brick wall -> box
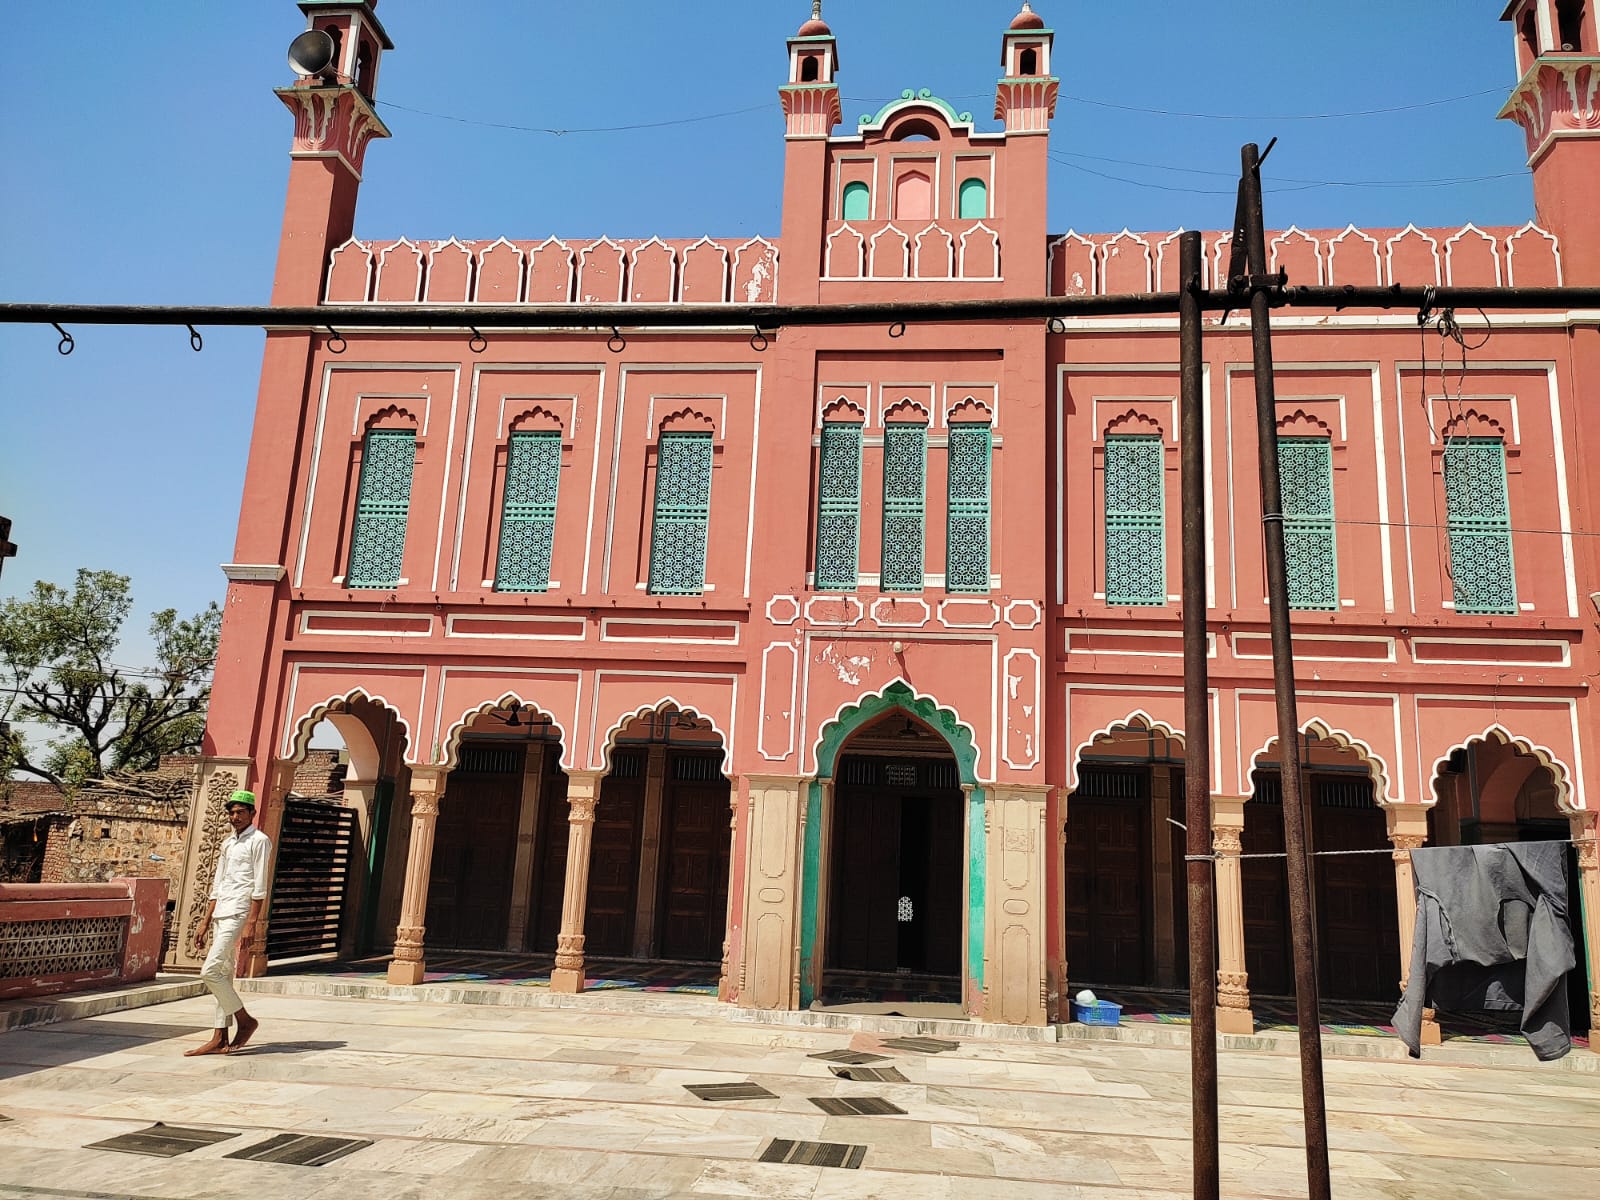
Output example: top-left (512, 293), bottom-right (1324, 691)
top-left (43, 796), bottom-right (188, 896)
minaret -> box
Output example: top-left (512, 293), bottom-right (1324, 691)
top-left (1499, 0), bottom-right (1600, 282)
top-left (993, 4), bottom-right (1057, 295)
top-left (994, 2), bottom-right (1059, 135)
top-left (271, 1), bottom-right (393, 305)
top-left (777, 3), bottom-right (842, 303)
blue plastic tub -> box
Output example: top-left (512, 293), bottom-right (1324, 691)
top-left (1071, 999), bottom-right (1122, 1026)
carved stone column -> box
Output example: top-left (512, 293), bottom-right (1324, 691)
top-left (505, 743), bottom-right (547, 951)
top-left (169, 756), bottom-right (250, 972)
top-left (718, 783), bottom-right (742, 1003)
top-left (550, 771), bottom-right (603, 993)
top-left (386, 768), bottom-right (447, 986)
top-left (1569, 809), bottom-right (1600, 1050)
top-left (985, 784), bottom-right (1051, 1026)
top-left (1386, 804), bottom-right (1437, 1044)
top-left (241, 760), bottom-right (297, 978)
top-left (1211, 794), bottom-right (1253, 1034)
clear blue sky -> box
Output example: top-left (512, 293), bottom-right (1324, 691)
top-left (0, 1), bottom-right (1533, 665)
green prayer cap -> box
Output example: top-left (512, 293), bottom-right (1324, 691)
top-left (227, 790), bottom-right (257, 810)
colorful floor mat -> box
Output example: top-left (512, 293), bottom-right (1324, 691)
top-left (280, 953), bottom-right (720, 995)
top-left (1085, 984), bottom-right (1591, 1049)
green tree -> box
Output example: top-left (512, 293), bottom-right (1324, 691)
top-left (0, 569), bottom-right (221, 791)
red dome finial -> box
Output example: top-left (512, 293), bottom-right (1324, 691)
top-left (1010, 2), bottom-right (1045, 31)
top-left (799, 1), bottom-right (831, 36)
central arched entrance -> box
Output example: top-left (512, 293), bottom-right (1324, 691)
top-left (823, 709), bottom-right (965, 998)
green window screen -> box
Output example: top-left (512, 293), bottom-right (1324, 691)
top-left (1104, 434), bottom-right (1165, 605)
top-left (881, 424), bottom-right (926, 592)
top-left (494, 431), bottom-right (562, 593)
top-left (1443, 437), bottom-right (1516, 614)
top-left (647, 431), bottom-right (713, 596)
top-left (347, 429), bottom-right (415, 589)
top-left (1278, 437), bottom-right (1338, 611)
top-left (958, 178), bottom-right (988, 220)
top-left (842, 181), bottom-right (870, 222)
top-left (815, 422), bottom-right (862, 590)
top-left (946, 423), bottom-right (991, 593)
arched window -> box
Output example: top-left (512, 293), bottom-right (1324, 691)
top-left (894, 171), bottom-right (933, 221)
top-left (958, 178), bottom-right (988, 220)
top-left (801, 54), bottom-right (820, 82)
top-left (1020, 47), bottom-right (1039, 75)
top-left (842, 181), bottom-right (871, 222)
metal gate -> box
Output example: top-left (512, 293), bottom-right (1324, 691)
top-left (267, 797), bottom-right (357, 960)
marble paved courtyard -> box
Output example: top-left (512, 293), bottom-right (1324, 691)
top-left (0, 989), bottom-right (1596, 1200)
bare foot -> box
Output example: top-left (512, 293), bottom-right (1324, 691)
top-left (184, 1032), bottom-right (230, 1057)
top-left (225, 1013), bottom-right (259, 1053)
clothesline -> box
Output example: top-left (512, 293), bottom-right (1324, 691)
top-left (1165, 819), bottom-right (1595, 862)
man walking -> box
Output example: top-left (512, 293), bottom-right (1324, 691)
top-left (185, 790), bottom-right (270, 1056)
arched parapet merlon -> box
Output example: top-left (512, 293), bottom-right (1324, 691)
top-left (473, 236), bottom-right (526, 304)
top-left (913, 223), bottom-right (954, 279)
top-left (825, 223), bottom-right (866, 279)
top-left (373, 237), bottom-right (425, 303)
top-left (578, 236), bottom-right (627, 304)
top-left (733, 237), bottom-right (779, 303)
top-left (437, 695), bottom-right (569, 772)
top-left (1384, 224), bottom-right (1442, 287)
top-left (1155, 228), bottom-right (1204, 292)
top-left (1247, 718), bottom-right (1396, 808)
top-left (1326, 225), bottom-right (1382, 287)
top-left (679, 236), bottom-right (731, 303)
top-left (869, 224), bottom-right (910, 279)
top-left (812, 679), bottom-right (981, 786)
top-left (425, 237), bottom-right (474, 303)
top-left (627, 236), bottom-right (678, 304)
top-left (958, 223), bottom-right (1001, 279)
top-left (1427, 725), bottom-right (1576, 814)
top-left (1505, 221), bottom-right (1563, 287)
top-left (857, 89), bottom-right (976, 137)
top-left (1208, 233), bottom-right (1234, 295)
top-left (1270, 226), bottom-right (1324, 286)
top-left (527, 236), bottom-right (576, 303)
top-left (1048, 231), bottom-right (1097, 297)
top-left (1444, 223), bottom-right (1502, 287)
top-left (598, 699), bottom-right (732, 778)
top-left (1099, 229), bottom-right (1153, 294)
top-left (1066, 712), bottom-right (1186, 792)
top-left (325, 238), bottom-right (374, 303)
top-left (282, 688), bottom-right (410, 783)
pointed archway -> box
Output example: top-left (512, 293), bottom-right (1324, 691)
top-left (803, 681), bottom-right (982, 1011)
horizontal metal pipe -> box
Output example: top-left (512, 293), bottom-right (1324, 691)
top-left (1, 284), bottom-right (1596, 335)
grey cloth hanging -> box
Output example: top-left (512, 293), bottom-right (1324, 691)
top-left (1393, 841), bottom-right (1575, 1061)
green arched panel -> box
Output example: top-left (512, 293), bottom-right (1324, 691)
top-left (842, 181), bottom-right (871, 223)
top-left (958, 177), bottom-right (988, 220)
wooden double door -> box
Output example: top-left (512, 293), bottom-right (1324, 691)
top-left (533, 749), bottom-right (731, 963)
top-left (828, 756), bottom-right (964, 977)
top-left (1242, 772), bottom-right (1399, 1001)
top-left (425, 747), bottom-right (524, 951)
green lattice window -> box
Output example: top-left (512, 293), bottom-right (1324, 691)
top-left (881, 424), bottom-right (926, 592)
top-left (1443, 437), bottom-right (1516, 614)
top-left (1278, 437), bottom-right (1338, 611)
top-left (347, 429), bottom-right (415, 589)
top-left (815, 422), bottom-right (862, 590)
top-left (946, 423), bottom-right (991, 593)
top-left (1104, 434), bottom-right (1165, 605)
top-left (494, 431), bottom-right (562, 592)
top-left (647, 431), bottom-right (713, 596)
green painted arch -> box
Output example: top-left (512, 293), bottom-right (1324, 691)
top-left (813, 679), bottom-right (980, 785)
top-left (857, 89), bottom-right (975, 134)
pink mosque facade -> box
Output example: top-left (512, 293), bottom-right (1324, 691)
top-left (171, 0), bottom-right (1600, 1038)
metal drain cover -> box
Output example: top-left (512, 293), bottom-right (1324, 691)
top-left (86, 1123), bottom-right (239, 1158)
top-left (759, 1138), bottom-right (867, 1168)
top-left (829, 1065), bottom-right (908, 1083)
top-left (809, 1096), bottom-right (906, 1116)
top-left (225, 1133), bottom-right (372, 1166)
top-left (881, 1036), bottom-right (959, 1053)
top-left (807, 1049), bottom-right (890, 1065)
top-left (685, 1082), bottom-right (777, 1102)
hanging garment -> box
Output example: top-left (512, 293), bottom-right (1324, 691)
top-left (1393, 841), bottom-right (1575, 1060)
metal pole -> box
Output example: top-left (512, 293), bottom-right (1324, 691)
top-left (1239, 141), bottom-right (1332, 1200)
top-left (1179, 230), bottom-right (1219, 1200)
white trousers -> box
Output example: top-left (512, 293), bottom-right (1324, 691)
top-left (200, 913), bottom-right (247, 1029)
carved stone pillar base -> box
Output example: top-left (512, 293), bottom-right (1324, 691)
top-left (1420, 1009), bottom-right (1442, 1046)
top-left (387, 958), bottom-right (426, 986)
top-left (550, 967), bottom-right (584, 994)
top-left (1216, 1007), bottom-right (1255, 1035)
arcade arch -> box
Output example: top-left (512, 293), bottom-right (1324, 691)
top-left (1244, 729), bottom-right (1397, 1002)
top-left (1065, 718), bottom-right (1189, 988)
top-left (1428, 728), bottom-right (1590, 1035)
